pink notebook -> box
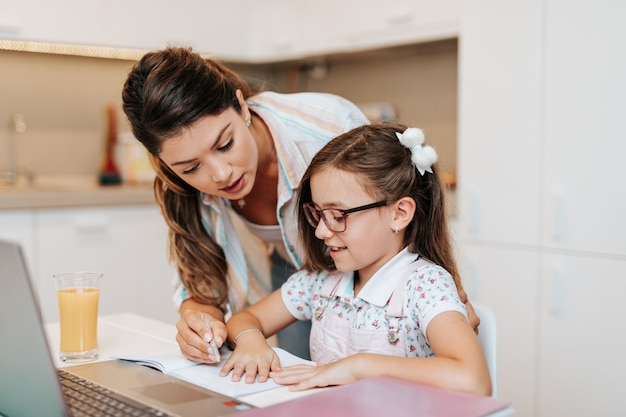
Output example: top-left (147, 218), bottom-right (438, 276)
top-left (237, 376), bottom-right (512, 417)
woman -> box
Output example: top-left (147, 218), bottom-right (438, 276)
top-left (121, 47), bottom-right (478, 363)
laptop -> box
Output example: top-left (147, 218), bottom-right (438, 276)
top-left (0, 239), bottom-right (253, 417)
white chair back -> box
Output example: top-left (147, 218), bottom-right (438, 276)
top-left (472, 301), bottom-right (498, 397)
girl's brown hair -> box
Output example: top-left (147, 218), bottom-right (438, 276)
top-left (297, 123), bottom-right (461, 288)
top-left (122, 47), bottom-right (258, 311)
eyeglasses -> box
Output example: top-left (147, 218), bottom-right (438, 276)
top-left (303, 200), bottom-right (387, 233)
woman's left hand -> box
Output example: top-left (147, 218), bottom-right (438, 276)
top-left (464, 299), bottom-right (480, 334)
top-left (455, 286), bottom-right (480, 334)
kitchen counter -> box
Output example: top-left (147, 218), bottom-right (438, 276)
top-left (1, 176), bottom-right (457, 218)
top-left (0, 176), bottom-right (156, 210)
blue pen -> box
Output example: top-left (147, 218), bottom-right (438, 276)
top-left (201, 313), bottom-right (221, 362)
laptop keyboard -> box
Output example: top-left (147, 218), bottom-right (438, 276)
top-left (58, 369), bottom-right (171, 417)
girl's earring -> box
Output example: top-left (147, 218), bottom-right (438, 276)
top-left (246, 119), bottom-right (251, 127)
top-left (394, 226), bottom-right (398, 234)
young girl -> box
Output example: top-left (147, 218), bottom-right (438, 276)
top-left (220, 123), bottom-right (491, 396)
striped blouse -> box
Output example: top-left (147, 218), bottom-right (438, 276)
top-left (171, 91), bottom-right (369, 316)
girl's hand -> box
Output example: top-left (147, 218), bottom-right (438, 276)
top-left (221, 290), bottom-right (299, 382)
top-left (219, 340), bottom-right (280, 383)
top-left (175, 308), bottom-right (226, 364)
top-left (269, 358), bottom-right (359, 391)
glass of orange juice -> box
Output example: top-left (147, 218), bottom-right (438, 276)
top-left (53, 272), bottom-right (102, 363)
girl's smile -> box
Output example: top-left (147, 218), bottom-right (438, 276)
top-left (328, 245), bottom-right (347, 258)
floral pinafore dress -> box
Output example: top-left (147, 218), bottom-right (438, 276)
top-left (308, 260), bottom-right (429, 364)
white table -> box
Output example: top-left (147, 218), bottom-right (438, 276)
top-left (44, 313), bottom-right (179, 368)
top-left (44, 313), bottom-right (514, 415)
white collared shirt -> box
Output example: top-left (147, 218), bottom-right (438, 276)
top-left (281, 248), bottom-right (467, 357)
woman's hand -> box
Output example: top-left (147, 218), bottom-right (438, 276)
top-left (456, 286), bottom-right (481, 334)
top-left (219, 332), bottom-right (280, 383)
top-left (176, 302), bottom-right (226, 364)
top-left (465, 299), bottom-right (481, 334)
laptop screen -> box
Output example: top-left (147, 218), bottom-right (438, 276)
top-left (0, 239), bottom-right (69, 417)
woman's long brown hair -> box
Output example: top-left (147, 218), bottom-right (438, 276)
top-left (122, 47), bottom-right (257, 311)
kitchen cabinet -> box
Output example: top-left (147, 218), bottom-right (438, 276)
top-left (0, 209), bottom-right (36, 274)
top-left (457, 0), bottom-right (543, 248)
top-left (541, 0), bottom-right (626, 256)
top-left (458, 1), bottom-right (626, 416)
top-left (538, 253), bottom-right (626, 416)
top-left (244, 0), bottom-right (303, 62)
top-left (36, 205), bottom-right (179, 325)
top-left (245, 0), bottom-right (460, 62)
top-left (458, 244), bottom-right (538, 416)
top-left (1, 0), bottom-right (459, 63)
top-left (303, 0), bottom-right (458, 55)
top-left (0, 0), bottom-right (246, 59)
top-left (100, 0), bottom-right (246, 59)
top-left (0, 204), bottom-right (178, 325)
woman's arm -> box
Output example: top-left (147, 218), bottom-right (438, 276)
top-left (220, 289), bottom-right (297, 383)
top-left (270, 311), bottom-right (492, 396)
top-left (176, 299), bottom-right (226, 363)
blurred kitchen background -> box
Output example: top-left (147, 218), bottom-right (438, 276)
top-left (2, 1), bottom-right (626, 417)
top-left (0, 40), bottom-right (458, 182)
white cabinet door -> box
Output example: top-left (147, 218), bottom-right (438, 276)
top-left (131, 206), bottom-right (179, 325)
top-left (36, 205), bottom-right (177, 324)
top-left (298, 0), bottom-right (460, 56)
top-left (0, 209), bottom-right (37, 277)
top-left (542, 0), bottom-right (626, 256)
top-left (457, 0), bottom-right (543, 246)
top-left (0, 0), bottom-right (246, 59)
top-left (458, 243), bottom-right (538, 417)
top-left (538, 253), bottom-right (626, 416)
top-left (0, 0), bottom-right (106, 46)
top-left (102, 0), bottom-right (246, 57)
top-left (245, 0), bottom-right (303, 62)
top-left (245, 0), bottom-right (460, 62)
top-left (458, 1), bottom-right (626, 416)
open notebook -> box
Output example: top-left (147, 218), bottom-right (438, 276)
top-left (114, 346), bottom-right (316, 398)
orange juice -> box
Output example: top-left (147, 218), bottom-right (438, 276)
top-left (57, 287), bottom-right (99, 352)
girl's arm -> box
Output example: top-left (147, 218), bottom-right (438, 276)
top-left (270, 311), bottom-right (492, 396)
top-left (220, 289), bottom-right (297, 383)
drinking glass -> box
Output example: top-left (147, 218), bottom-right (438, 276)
top-left (53, 271), bottom-right (102, 363)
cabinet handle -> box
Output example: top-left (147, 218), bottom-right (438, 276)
top-left (549, 265), bottom-right (564, 317)
top-left (468, 188), bottom-right (480, 235)
top-left (461, 255), bottom-right (479, 298)
top-left (74, 216), bottom-right (108, 233)
top-left (387, 12), bottom-right (414, 25)
top-left (551, 192), bottom-right (566, 242)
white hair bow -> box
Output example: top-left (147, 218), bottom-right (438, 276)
top-left (395, 128), bottom-right (438, 175)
